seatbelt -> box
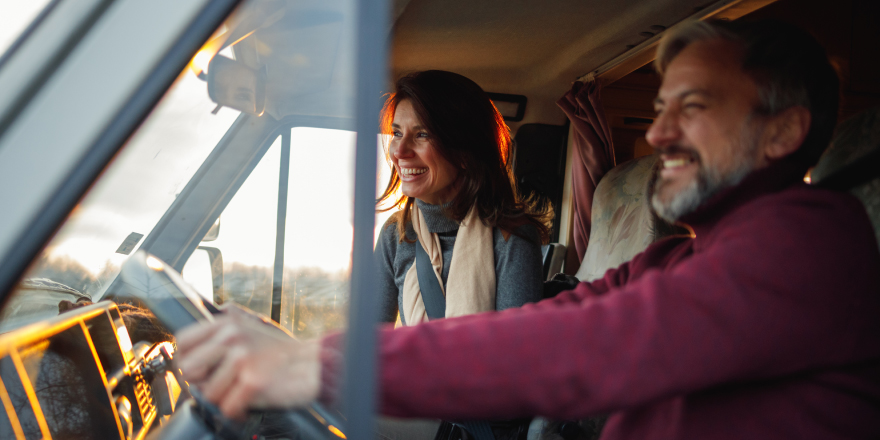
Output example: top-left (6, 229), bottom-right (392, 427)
top-left (414, 240), bottom-right (446, 320)
top-left (414, 240), bottom-right (495, 440)
top-left (816, 146), bottom-right (880, 191)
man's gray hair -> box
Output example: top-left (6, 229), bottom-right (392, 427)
top-left (653, 19), bottom-right (840, 166)
top-left (654, 20), bottom-right (730, 75)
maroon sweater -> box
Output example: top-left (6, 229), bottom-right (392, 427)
top-left (321, 161), bottom-right (880, 439)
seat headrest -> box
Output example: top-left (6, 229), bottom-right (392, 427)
top-left (812, 107), bottom-right (880, 249)
top-left (576, 155), bottom-right (684, 282)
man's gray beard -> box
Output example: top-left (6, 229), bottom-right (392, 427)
top-left (651, 124), bottom-right (763, 223)
top-left (650, 164), bottom-right (750, 223)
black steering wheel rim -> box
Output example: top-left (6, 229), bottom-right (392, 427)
top-left (118, 250), bottom-right (346, 439)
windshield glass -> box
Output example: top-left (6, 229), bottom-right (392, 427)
top-left (2, 0), bottom-right (365, 335)
top-left (1, 68), bottom-right (240, 331)
top-left (0, 1), bottom-right (53, 57)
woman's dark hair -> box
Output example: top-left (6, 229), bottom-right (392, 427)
top-left (377, 70), bottom-right (552, 243)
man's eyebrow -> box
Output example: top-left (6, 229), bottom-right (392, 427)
top-left (654, 89), bottom-right (713, 107)
top-left (679, 89), bottom-right (712, 100)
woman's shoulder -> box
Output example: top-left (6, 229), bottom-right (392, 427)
top-left (381, 211), bottom-right (401, 231)
top-left (493, 222), bottom-right (541, 248)
top-left (378, 211), bottom-right (416, 246)
top-left (378, 214), bottom-right (401, 243)
top-left (513, 222), bottom-right (540, 237)
top-left (491, 223), bottom-right (543, 275)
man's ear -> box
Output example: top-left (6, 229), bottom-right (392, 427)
top-left (762, 106), bottom-right (812, 160)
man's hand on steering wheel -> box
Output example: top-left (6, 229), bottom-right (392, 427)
top-left (175, 305), bottom-right (322, 421)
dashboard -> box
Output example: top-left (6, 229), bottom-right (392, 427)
top-left (0, 302), bottom-right (180, 440)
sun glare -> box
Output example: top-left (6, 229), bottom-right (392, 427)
top-left (328, 425), bottom-right (346, 438)
top-left (146, 256), bottom-right (165, 271)
top-left (189, 30), bottom-right (229, 77)
top-left (191, 49), bottom-right (215, 76)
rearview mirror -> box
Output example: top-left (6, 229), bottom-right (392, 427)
top-left (207, 55), bottom-right (266, 116)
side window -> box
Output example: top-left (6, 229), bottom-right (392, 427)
top-left (183, 136), bottom-right (282, 317)
top-left (279, 127), bottom-right (355, 337)
top-left (183, 128), bottom-right (370, 338)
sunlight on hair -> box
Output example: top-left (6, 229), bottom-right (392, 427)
top-left (375, 133), bottom-right (401, 244)
top-left (489, 100), bottom-right (512, 164)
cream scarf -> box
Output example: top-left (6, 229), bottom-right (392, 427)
top-left (400, 204), bottom-right (496, 325)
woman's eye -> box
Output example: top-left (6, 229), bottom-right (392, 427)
top-left (417, 132), bottom-right (430, 138)
top-left (392, 131), bottom-right (402, 137)
top-left (683, 102), bottom-right (705, 111)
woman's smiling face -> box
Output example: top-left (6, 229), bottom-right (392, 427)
top-left (390, 99), bottom-right (461, 205)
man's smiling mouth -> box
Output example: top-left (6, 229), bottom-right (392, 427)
top-left (662, 157), bottom-right (693, 169)
top-left (658, 148), bottom-right (700, 180)
top-left (659, 146), bottom-right (700, 171)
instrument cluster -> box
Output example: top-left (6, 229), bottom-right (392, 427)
top-left (0, 303), bottom-right (181, 440)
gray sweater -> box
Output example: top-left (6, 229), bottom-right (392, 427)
top-left (375, 200), bottom-right (544, 325)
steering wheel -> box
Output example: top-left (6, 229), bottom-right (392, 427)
top-left (118, 250), bottom-right (346, 440)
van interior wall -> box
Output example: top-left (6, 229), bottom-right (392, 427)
top-left (602, 66), bottom-right (661, 165)
top-left (745, 0), bottom-right (880, 121)
top-left (603, 0), bottom-right (880, 164)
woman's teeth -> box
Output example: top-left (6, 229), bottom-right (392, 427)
top-left (401, 167), bottom-right (427, 176)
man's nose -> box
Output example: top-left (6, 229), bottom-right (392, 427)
top-left (645, 110), bottom-right (681, 149)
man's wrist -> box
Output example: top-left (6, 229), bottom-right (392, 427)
top-left (317, 332), bottom-right (346, 406)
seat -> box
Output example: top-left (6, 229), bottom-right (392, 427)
top-left (540, 243), bottom-right (566, 281)
top-left (811, 106), bottom-right (880, 249)
top-left (575, 154), bottom-right (686, 282)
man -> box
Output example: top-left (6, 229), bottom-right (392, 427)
top-left (176, 20), bottom-right (880, 439)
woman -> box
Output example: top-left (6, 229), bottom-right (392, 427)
top-left (375, 70), bottom-right (552, 328)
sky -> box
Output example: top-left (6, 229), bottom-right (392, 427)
top-left (43, 70), bottom-right (240, 277)
top-left (201, 127), bottom-right (395, 274)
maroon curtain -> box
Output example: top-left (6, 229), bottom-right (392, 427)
top-left (557, 80), bottom-right (615, 263)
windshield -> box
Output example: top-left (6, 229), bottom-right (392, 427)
top-left (0, 1), bottom-right (53, 58)
top-left (1, 0), bottom-right (374, 336)
top-left (0, 64), bottom-right (240, 331)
